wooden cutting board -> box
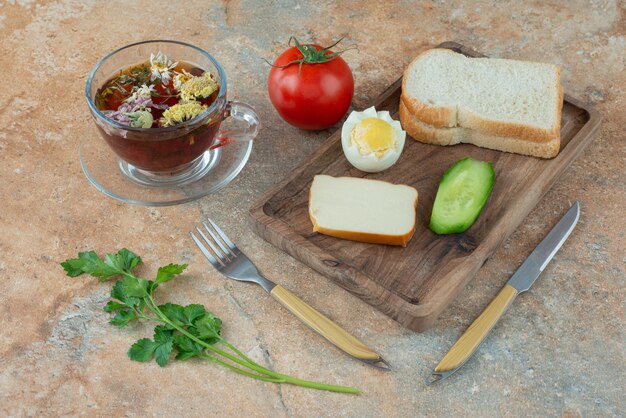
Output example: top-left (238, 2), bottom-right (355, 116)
top-left (249, 42), bottom-right (602, 331)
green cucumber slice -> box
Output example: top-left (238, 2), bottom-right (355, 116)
top-left (429, 157), bottom-right (495, 235)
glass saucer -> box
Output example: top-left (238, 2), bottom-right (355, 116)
top-left (79, 136), bottom-right (253, 206)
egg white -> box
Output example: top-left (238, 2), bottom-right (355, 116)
top-left (341, 106), bottom-right (406, 173)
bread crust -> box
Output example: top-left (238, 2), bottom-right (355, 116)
top-left (308, 180), bottom-right (419, 247)
top-left (399, 100), bottom-right (461, 145)
top-left (401, 49), bottom-right (458, 128)
top-left (401, 48), bottom-right (563, 143)
top-left (399, 101), bottom-right (560, 159)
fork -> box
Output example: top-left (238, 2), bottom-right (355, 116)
top-left (190, 219), bottom-right (389, 370)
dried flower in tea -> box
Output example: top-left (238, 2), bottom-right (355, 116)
top-left (160, 102), bottom-right (208, 127)
top-left (96, 52), bottom-right (219, 129)
top-left (179, 72), bottom-right (219, 102)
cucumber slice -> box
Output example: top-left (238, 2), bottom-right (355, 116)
top-left (429, 157), bottom-right (495, 235)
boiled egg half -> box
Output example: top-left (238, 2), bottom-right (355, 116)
top-left (341, 106), bottom-right (406, 173)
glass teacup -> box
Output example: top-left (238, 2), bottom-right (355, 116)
top-left (85, 40), bottom-right (259, 186)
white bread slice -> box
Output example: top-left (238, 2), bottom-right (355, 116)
top-left (402, 48), bottom-right (563, 142)
top-left (399, 101), bottom-right (560, 158)
top-left (309, 175), bottom-right (418, 247)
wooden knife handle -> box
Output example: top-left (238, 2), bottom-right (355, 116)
top-left (270, 285), bottom-right (384, 364)
top-left (435, 284), bottom-right (519, 373)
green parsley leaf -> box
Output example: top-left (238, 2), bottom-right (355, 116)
top-left (158, 303), bottom-right (206, 328)
top-left (175, 351), bottom-right (198, 361)
top-left (157, 303), bottom-right (186, 328)
top-left (174, 334), bottom-right (203, 353)
top-left (193, 312), bottom-right (222, 343)
top-left (104, 248), bottom-right (142, 274)
top-left (110, 310), bottom-right (136, 327)
top-left (154, 342), bottom-right (173, 367)
top-left (110, 281), bottom-right (141, 307)
top-left (61, 250), bottom-right (119, 280)
top-left (121, 275), bottom-right (149, 297)
top-left (154, 325), bottom-right (174, 340)
top-left (127, 327), bottom-right (174, 366)
top-left (153, 325), bottom-right (174, 367)
top-left (183, 304), bottom-right (206, 325)
top-left (128, 338), bottom-right (158, 362)
top-left (155, 263), bottom-right (188, 285)
top-left (173, 334), bottom-right (204, 361)
top-left (60, 259), bottom-right (84, 277)
top-left (103, 301), bottom-right (128, 312)
top-left (60, 251), bottom-right (99, 277)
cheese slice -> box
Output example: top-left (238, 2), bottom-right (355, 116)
top-left (309, 175), bottom-right (419, 247)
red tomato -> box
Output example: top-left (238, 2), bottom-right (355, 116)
top-left (268, 42), bottom-right (354, 130)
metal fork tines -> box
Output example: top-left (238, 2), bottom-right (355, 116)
top-left (190, 219), bottom-right (276, 293)
top-left (190, 218), bottom-right (389, 370)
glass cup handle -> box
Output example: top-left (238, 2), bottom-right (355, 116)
top-left (213, 101), bottom-right (260, 149)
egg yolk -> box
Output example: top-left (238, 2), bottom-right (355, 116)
top-left (350, 118), bottom-right (396, 158)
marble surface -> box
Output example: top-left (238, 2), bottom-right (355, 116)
top-left (1, 1), bottom-right (624, 416)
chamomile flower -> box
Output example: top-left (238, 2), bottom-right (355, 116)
top-left (173, 69), bottom-right (193, 91)
top-left (150, 51), bottom-right (178, 84)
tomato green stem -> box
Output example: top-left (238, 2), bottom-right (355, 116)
top-left (266, 36), bottom-right (357, 76)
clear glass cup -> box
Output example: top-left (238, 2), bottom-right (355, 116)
top-left (85, 40), bottom-right (259, 186)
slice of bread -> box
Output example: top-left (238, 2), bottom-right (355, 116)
top-left (399, 101), bottom-right (560, 158)
top-left (309, 175), bottom-right (418, 247)
top-left (402, 48), bottom-right (563, 142)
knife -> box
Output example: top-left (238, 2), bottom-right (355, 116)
top-left (428, 201), bottom-right (581, 384)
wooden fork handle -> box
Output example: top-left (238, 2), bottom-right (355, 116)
top-left (270, 285), bottom-right (387, 367)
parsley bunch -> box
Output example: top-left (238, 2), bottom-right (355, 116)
top-left (61, 249), bottom-right (359, 394)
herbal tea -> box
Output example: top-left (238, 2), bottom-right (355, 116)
top-left (96, 52), bottom-right (219, 128)
top-left (93, 52), bottom-right (222, 171)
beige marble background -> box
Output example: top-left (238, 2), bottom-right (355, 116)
top-left (0, 0), bottom-right (624, 416)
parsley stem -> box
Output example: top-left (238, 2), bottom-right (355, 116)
top-left (146, 295), bottom-right (360, 394)
top-left (218, 338), bottom-right (259, 366)
top-left (199, 354), bottom-right (283, 383)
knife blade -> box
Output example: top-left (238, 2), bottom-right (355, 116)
top-left (427, 201), bottom-right (580, 384)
